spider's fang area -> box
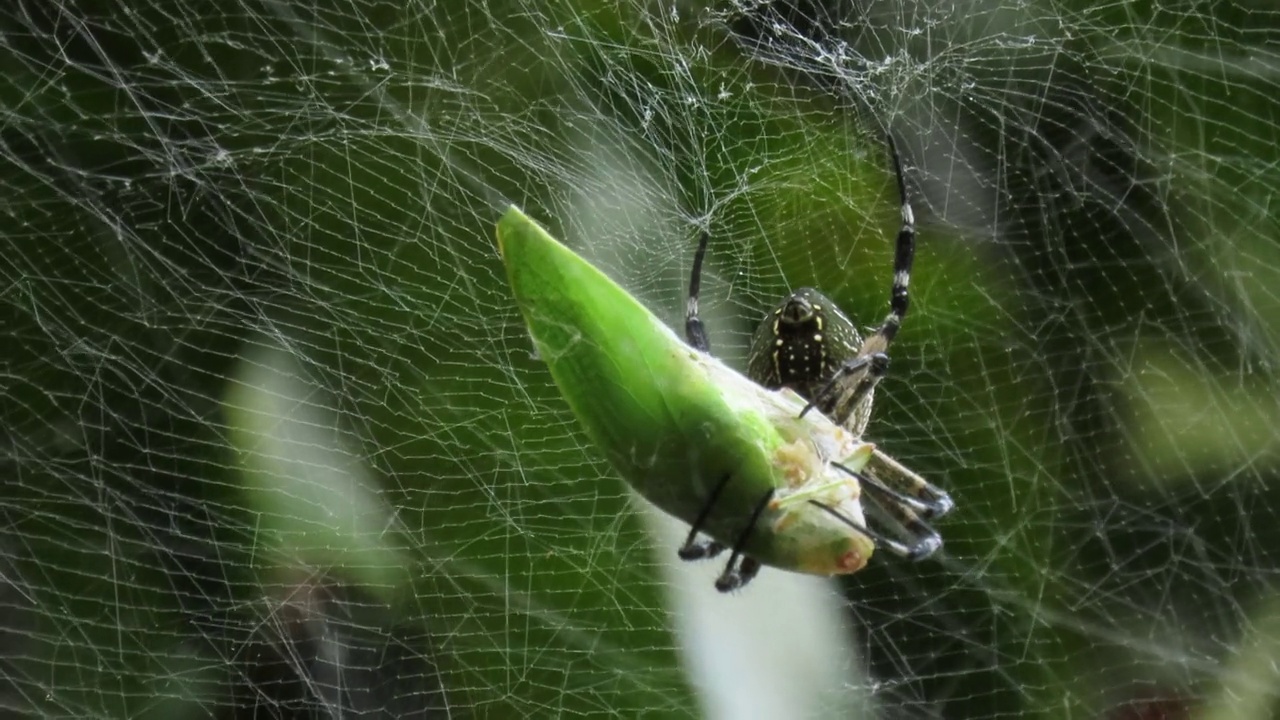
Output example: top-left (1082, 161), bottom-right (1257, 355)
top-left (797, 352), bottom-right (888, 424)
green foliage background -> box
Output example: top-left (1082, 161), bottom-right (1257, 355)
top-left (2, 1), bottom-right (1279, 718)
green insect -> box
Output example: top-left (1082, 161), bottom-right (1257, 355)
top-left (496, 207), bottom-right (877, 592)
top-left (494, 135), bottom-right (950, 592)
top-left (682, 134), bottom-right (953, 583)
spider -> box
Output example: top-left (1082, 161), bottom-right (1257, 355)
top-left (681, 134), bottom-right (954, 591)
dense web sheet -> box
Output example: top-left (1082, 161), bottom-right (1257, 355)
top-left (2, 0), bottom-right (1279, 717)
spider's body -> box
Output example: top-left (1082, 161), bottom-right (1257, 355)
top-left (746, 287), bottom-right (873, 437)
top-left (682, 134), bottom-right (954, 591)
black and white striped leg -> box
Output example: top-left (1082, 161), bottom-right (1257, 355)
top-left (832, 462), bottom-right (943, 560)
top-left (678, 472), bottom-right (730, 561)
top-left (866, 449), bottom-right (955, 519)
top-left (680, 234), bottom-right (734, 563)
top-left (806, 499), bottom-right (934, 560)
top-left (684, 231), bottom-right (711, 352)
top-left (874, 132), bottom-right (915, 348)
top-left (799, 351), bottom-right (890, 423)
top-left (797, 135), bottom-right (914, 429)
top-left (714, 489), bottom-right (774, 592)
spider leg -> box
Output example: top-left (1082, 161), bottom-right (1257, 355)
top-left (868, 132), bottom-right (915, 350)
top-left (865, 449), bottom-right (955, 518)
top-left (684, 231), bottom-right (711, 352)
top-left (798, 351), bottom-right (889, 426)
top-left (831, 461), bottom-right (943, 559)
top-left (861, 490), bottom-right (942, 560)
top-left (829, 462), bottom-right (942, 559)
top-left (680, 233), bottom-right (768, 584)
top-left (724, 557), bottom-right (761, 591)
top-left (678, 472), bottom-right (730, 561)
top-left (714, 489), bottom-right (775, 592)
top-left (799, 135), bottom-right (915, 428)
top-left (806, 499), bottom-right (936, 561)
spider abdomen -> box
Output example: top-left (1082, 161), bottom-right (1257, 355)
top-left (746, 287), bottom-right (871, 432)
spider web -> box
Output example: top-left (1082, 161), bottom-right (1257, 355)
top-left (2, 0), bottom-right (1278, 717)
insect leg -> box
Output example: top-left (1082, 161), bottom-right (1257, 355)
top-left (714, 489), bottom-right (775, 592)
top-left (678, 472), bottom-right (730, 560)
top-left (684, 231), bottom-right (711, 352)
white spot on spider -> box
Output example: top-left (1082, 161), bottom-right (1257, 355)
top-left (814, 333), bottom-right (823, 342)
top-left (775, 339), bottom-right (784, 347)
top-left (902, 204), bottom-right (915, 225)
top-left (894, 270), bottom-right (910, 288)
